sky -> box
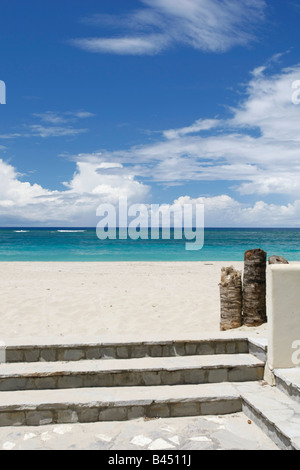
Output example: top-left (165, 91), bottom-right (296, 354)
top-left (1, 0), bottom-right (300, 227)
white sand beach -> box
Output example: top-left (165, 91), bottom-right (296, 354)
top-left (0, 262), bottom-right (268, 344)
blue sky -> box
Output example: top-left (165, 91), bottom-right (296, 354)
top-left (1, 0), bottom-right (300, 226)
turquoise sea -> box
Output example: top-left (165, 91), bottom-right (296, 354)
top-left (0, 228), bottom-right (300, 261)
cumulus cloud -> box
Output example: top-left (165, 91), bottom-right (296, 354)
top-left (72, 0), bottom-right (266, 55)
top-left (2, 60), bottom-right (300, 226)
top-left (1, 155), bottom-right (300, 227)
top-left (174, 196), bottom-right (300, 227)
top-left (0, 159), bottom-right (150, 226)
top-left (66, 61), bottom-right (300, 198)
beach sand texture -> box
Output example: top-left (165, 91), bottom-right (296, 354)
top-left (0, 262), bottom-right (267, 343)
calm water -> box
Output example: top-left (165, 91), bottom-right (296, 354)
top-left (0, 228), bottom-right (300, 261)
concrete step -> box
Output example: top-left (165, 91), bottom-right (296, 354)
top-left (4, 338), bottom-right (249, 363)
top-left (0, 383), bottom-right (242, 427)
top-left (273, 368), bottom-right (300, 404)
top-left (237, 381), bottom-right (300, 450)
top-left (0, 354), bottom-right (264, 391)
top-left (248, 338), bottom-right (268, 363)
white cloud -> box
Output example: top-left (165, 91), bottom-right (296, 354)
top-left (1, 154), bottom-right (300, 227)
top-left (0, 110), bottom-right (94, 140)
top-left (2, 60), bottom-right (300, 227)
top-left (0, 159), bottom-right (53, 207)
top-left (175, 195), bottom-right (300, 228)
top-left (67, 61), bottom-right (300, 198)
top-left (1, 155), bottom-right (300, 227)
top-left (72, 0), bottom-right (266, 55)
top-left (0, 159), bottom-right (150, 225)
top-left (74, 111), bottom-right (95, 119)
top-left (33, 111), bottom-right (95, 123)
top-left (29, 125), bottom-right (87, 138)
top-left (72, 35), bottom-right (168, 55)
top-left (32, 112), bottom-right (68, 124)
top-left (163, 119), bottom-right (220, 139)
top-left (0, 133), bottom-right (23, 139)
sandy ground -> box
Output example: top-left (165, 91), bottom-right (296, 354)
top-left (0, 262), bottom-right (268, 344)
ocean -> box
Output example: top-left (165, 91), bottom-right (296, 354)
top-left (0, 228), bottom-right (300, 261)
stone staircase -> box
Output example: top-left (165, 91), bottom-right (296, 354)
top-left (0, 337), bottom-right (265, 428)
top-left (1, 336), bottom-right (300, 450)
top-left (242, 367), bottom-right (300, 450)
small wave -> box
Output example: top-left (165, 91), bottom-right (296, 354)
top-left (14, 230), bottom-right (29, 233)
top-left (57, 230), bottom-right (86, 233)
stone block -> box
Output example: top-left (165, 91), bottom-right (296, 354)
top-left (40, 349), bottom-right (56, 362)
top-left (173, 344), bottom-right (185, 356)
top-left (99, 407), bottom-right (128, 422)
top-left (77, 408), bottom-right (99, 423)
top-left (101, 347), bottom-right (116, 359)
top-left (63, 349), bottom-right (85, 361)
top-left (182, 369), bottom-right (207, 384)
top-left (57, 375), bottom-right (84, 389)
top-left (200, 399), bottom-right (241, 416)
top-left (0, 411), bottom-right (25, 426)
top-left (170, 401), bottom-right (199, 417)
top-left (185, 344), bottom-right (197, 355)
top-left (24, 349), bottom-right (40, 362)
top-left (161, 370), bottom-right (183, 385)
top-left (150, 345), bottom-right (162, 357)
top-left (197, 343), bottom-right (215, 355)
top-left (0, 378), bottom-right (28, 392)
top-left (237, 341), bottom-right (248, 354)
top-left (208, 368), bottom-right (228, 383)
top-left (147, 403), bottom-right (170, 418)
top-left (6, 350), bottom-right (24, 363)
top-left (56, 410), bottom-right (78, 424)
top-left (116, 347), bottom-right (130, 359)
top-left (215, 343), bottom-right (226, 354)
top-left (26, 411), bottom-right (53, 426)
top-left (127, 406), bottom-right (145, 420)
top-left (35, 377), bottom-right (57, 390)
top-left (131, 345), bottom-right (149, 358)
top-left (86, 348), bottom-right (102, 360)
top-left (228, 366), bottom-right (263, 382)
top-left (225, 342), bottom-right (237, 354)
top-left (142, 371), bottom-right (162, 386)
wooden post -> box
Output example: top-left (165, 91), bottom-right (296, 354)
top-left (243, 249), bottom-right (267, 327)
top-left (220, 266), bottom-right (243, 331)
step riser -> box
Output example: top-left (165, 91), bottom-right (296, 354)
top-left (0, 339), bottom-right (268, 432)
top-left (0, 366), bottom-right (264, 391)
top-left (241, 399), bottom-right (294, 451)
top-left (274, 375), bottom-right (300, 405)
top-left (0, 398), bottom-right (242, 427)
top-left (248, 343), bottom-right (267, 363)
top-left (5, 340), bottom-right (249, 363)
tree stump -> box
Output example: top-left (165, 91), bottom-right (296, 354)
top-left (243, 249), bottom-right (267, 327)
top-left (268, 255), bottom-right (289, 265)
top-left (220, 266), bottom-right (243, 331)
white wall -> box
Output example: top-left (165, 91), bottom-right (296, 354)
top-left (267, 265), bottom-right (300, 370)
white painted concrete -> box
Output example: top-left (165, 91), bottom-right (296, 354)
top-left (267, 265), bottom-right (300, 370)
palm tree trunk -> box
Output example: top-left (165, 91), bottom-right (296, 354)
top-left (243, 249), bottom-right (267, 327)
top-left (220, 266), bottom-right (243, 331)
